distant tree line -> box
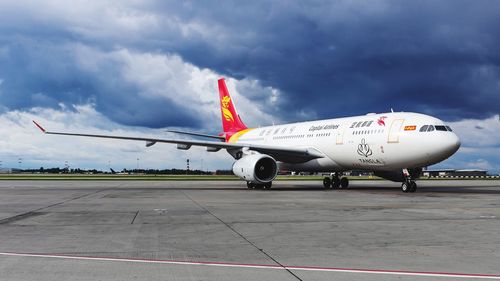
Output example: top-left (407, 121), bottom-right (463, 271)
top-left (20, 167), bottom-right (218, 175)
top-left (22, 167), bottom-right (106, 174)
top-left (121, 168), bottom-right (212, 175)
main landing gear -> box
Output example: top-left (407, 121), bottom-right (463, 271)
top-left (323, 172), bottom-right (349, 189)
top-left (247, 181), bottom-right (272, 189)
top-left (401, 168), bottom-right (417, 193)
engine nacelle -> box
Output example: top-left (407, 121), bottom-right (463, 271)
top-left (232, 154), bottom-right (278, 183)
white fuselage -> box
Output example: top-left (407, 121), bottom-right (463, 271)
top-left (234, 112), bottom-right (460, 172)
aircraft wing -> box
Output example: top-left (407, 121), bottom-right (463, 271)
top-left (164, 130), bottom-right (226, 141)
top-left (33, 121), bottom-right (324, 163)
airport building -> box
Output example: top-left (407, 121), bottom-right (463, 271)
top-left (422, 169), bottom-right (489, 177)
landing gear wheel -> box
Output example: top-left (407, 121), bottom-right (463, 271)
top-left (340, 177), bottom-right (349, 189)
top-left (401, 182), bottom-right (410, 193)
top-left (401, 182), bottom-right (411, 192)
top-left (264, 182), bottom-right (272, 189)
top-left (332, 178), bottom-right (340, 189)
top-left (323, 177), bottom-right (331, 189)
top-left (254, 184), bottom-right (264, 189)
top-left (409, 181), bottom-right (417, 192)
top-left (402, 181), bottom-right (417, 193)
top-left (246, 182), bottom-right (255, 189)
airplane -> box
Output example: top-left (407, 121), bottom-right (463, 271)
top-left (33, 78), bottom-right (461, 192)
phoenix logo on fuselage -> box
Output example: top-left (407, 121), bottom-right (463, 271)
top-left (221, 96), bottom-right (234, 122)
top-left (377, 116), bottom-right (387, 126)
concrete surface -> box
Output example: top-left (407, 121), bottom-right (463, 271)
top-left (0, 180), bottom-right (499, 280)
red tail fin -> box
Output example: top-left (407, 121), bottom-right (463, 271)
top-left (218, 78), bottom-right (247, 141)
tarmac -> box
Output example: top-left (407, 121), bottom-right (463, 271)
top-left (0, 179), bottom-right (499, 281)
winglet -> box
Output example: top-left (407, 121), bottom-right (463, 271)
top-left (32, 120), bottom-right (46, 133)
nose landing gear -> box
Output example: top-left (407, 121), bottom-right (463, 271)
top-left (401, 169), bottom-right (417, 193)
top-left (401, 181), bottom-right (417, 192)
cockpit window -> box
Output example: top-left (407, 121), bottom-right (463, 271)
top-left (435, 125), bottom-right (447, 131)
top-left (420, 124), bottom-right (454, 132)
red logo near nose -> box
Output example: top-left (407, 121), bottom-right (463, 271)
top-left (377, 116), bottom-right (387, 126)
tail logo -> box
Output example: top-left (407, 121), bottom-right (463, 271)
top-left (221, 96), bottom-right (234, 122)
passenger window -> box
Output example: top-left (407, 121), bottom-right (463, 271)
top-left (419, 125), bottom-right (428, 132)
top-left (435, 125), bottom-right (447, 131)
top-left (427, 125), bottom-right (435, 132)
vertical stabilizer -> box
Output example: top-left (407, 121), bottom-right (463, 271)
top-left (218, 78), bottom-right (247, 140)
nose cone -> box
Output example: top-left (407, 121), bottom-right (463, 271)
top-left (425, 132), bottom-right (461, 165)
top-left (451, 133), bottom-right (462, 153)
top-left (440, 133), bottom-right (461, 158)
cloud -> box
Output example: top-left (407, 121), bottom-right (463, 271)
top-left (449, 115), bottom-right (500, 148)
top-left (141, 1), bottom-right (500, 121)
top-left (2, 1), bottom-right (499, 123)
top-left (0, 41), bottom-right (280, 130)
top-left (0, 105), bottom-right (234, 170)
top-left (432, 115), bottom-right (500, 173)
top-left (1, 1), bottom-right (500, 171)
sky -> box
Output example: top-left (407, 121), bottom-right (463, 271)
top-left (0, 0), bottom-right (499, 173)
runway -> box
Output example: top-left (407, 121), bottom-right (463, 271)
top-left (0, 180), bottom-right (499, 280)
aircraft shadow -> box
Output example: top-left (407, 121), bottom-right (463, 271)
top-left (269, 184), bottom-right (500, 194)
top-left (126, 184), bottom-right (500, 194)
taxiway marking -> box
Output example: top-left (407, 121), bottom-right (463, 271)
top-left (1, 251), bottom-right (500, 279)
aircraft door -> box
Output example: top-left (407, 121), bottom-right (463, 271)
top-left (336, 127), bottom-right (345, 145)
top-left (388, 119), bottom-right (404, 143)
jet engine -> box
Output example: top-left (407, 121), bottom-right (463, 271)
top-left (232, 154), bottom-right (278, 183)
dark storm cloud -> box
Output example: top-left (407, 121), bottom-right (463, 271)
top-left (0, 39), bottom-right (199, 128)
top-left (1, 0), bottom-right (499, 127)
top-left (152, 1), bottom-right (500, 121)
